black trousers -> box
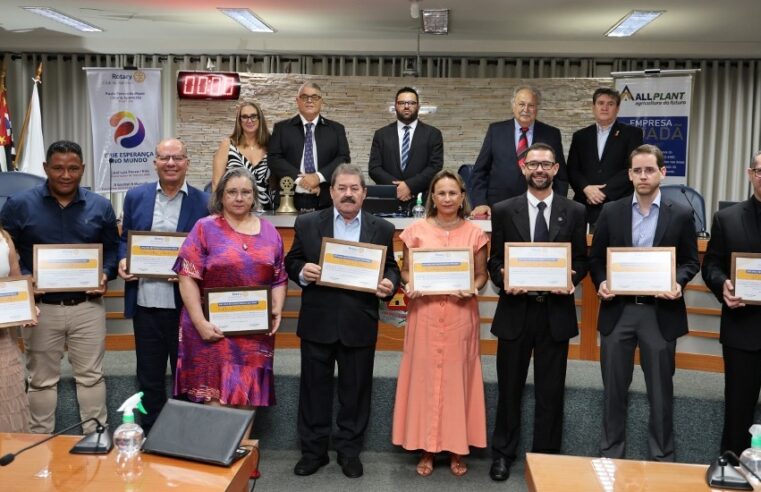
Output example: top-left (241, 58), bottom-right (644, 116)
top-left (491, 299), bottom-right (569, 462)
top-left (297, 339), bottom-right (375, 459)
top-left (722, 344), bottom-right (761, 455)
top-left (133, 305), bottom-right (181, 433)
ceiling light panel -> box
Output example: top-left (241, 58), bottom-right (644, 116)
top-left (605, 10), bottom-right (664, 37)
top-left (22, 7), bottom-right (103, 32)
top-left (218, 8), bottom-right (274, 33)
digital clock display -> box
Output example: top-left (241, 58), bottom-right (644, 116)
top-left (176, 71), bottom-right (241, 100)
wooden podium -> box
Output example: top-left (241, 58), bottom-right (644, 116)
top-left (0, 433), bottom-right (258, 492)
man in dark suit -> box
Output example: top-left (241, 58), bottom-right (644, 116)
top-left (590, 144), bottom-right (699, 461)
top-left (470, 85), bottom-right (568, 218)
top-left (487, 142), bottom-right (587, 481)
top-left (268, 82), bottom-right (351, 211)
top-left (702, 151), bottom-right (761, 456)
top-left (285, 164), bottom-right (401, 479)
top-left (568, 88), bottom-right (644, 225)
top-left (117, 138), bottom-right (209, 434)
top-left (368, 86), bottom-right (443, 212)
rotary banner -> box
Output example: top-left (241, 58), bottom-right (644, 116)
top-left (85, 68), bottom-right (162, 193)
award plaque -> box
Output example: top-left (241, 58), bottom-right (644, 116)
top-left (0, 276), bottom-right (36, 328)
top-left (127, 231), bottom-right (187, 278)
top-left (408, 248), bottom-right (474, 295)
top-left (731, 252), bottom-right (761, 305)
top-left (205, 286), bottom-right (272, 335)
top-left (504, 242), bottom-right (572, 292)
top-left (607, 247), bottom-right (676, 295)
top-left (317, 238), bottom-right (387, 293)
top-left (33, 244), bottom-right (103, 292)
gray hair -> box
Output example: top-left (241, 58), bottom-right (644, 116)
top-left (330, 163), bottom-right (366, 188)
top-left (298, 81), bottom-right (322, 95)
top-left (512, 85), bottom-right (542, 105)
top-left (751, 150), bottom-right (761, 167)
top-left (210, 167), bottom-right (258, 215)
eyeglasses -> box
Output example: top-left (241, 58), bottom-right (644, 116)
top-left (240, 114), bottom-right (259, 121)
top-left (525, 161), bottom-right (555, 170)
top-left (225, 189), bottom-right (254, 199)
top-left (298, 94), bottom-right (322, 102)
top-left (750, 168), bottom-right (761, 178)
top-left (396, 100), bottom-right (418, 107)
top-left (156, 155), bottom-right (188, 163)
top-left (630, 167), bottom-right (660, 176)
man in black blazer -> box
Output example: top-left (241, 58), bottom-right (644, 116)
top-left (368, 86), bottom-right (443, 212)
top-left (268, 82), bottom-right (351, 211)
top-left (590, 144), bottom-right (699, 461)
top-left (285, 164), bottom-right (401, 479)
top-left (470, 85), bottom-right (568, 218)
top-left (487, 143), bottom-right (588, 481)
top-left (567, 88), bottom-right (644, 225)
top-left (702, 151), bottom-right (761, 456)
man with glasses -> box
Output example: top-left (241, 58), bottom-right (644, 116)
top-left (470, 85), bottom-right (568, 219)
top-left (117, 138), bottom-right (209, 434)
top-left (702, 151), bottom-right (761, 457)
top-left (368, 86), bottom-right (443, 213)
top-left (590, 144), bottom-right (699, 462)
top-left (487, 142), bottom-right (587, 481)
top-left (269, 82), bottom-right (350, 211)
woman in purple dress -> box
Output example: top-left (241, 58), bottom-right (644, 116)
top-left (174, 167), bottom-right (287, 411)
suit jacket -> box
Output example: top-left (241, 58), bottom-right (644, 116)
top-left (589, 194), bottom-right (700, 341)
top-left (367, 120), bottom-right (444, 202)
top-left (118, 182), bottom-right (210, 318)
top-left (702, 198), bottom-right (761, 350)
top-left (488, 193), bottom-right (588, 341)
top-left (268, 114), bottom-right (351, 209)
top-left (284, 208), bottom-right (401, 347)
top-left (567, 121), bottom-right (643, 221)
top-left (470, 118), bottom-right (568, 207)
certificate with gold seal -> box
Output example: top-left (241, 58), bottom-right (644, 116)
top-left (408, 248), bottom-right (474, 295)
top-left (607, 247), bottom-right (676, 295)
top-left (317, 238), bottom-right (387, 294)
top-left (0, 276), bottom-right (36, 328)
top-left (127, 231), bottom-right (187, 278)
top-left (731, 252), bottom-right (761, 305)
top-left (33, 244), bottom-right (103, 292)
top-left (504, 243), bottom-right (572, 292)
top-left (205, 287), bottom-right (271, 335)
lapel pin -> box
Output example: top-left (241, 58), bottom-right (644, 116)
top-left (615, 130), bottom-right (620, 137)
top-left (557, 216), bottom-right (564, 222)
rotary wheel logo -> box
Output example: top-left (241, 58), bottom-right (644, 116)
top-left (110, 111), bottom-right (146, 149)
top-left (132, 70), bottom-right (146, 83)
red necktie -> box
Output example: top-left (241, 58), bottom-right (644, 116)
top-left (517, 126), bottom-right (529, 168)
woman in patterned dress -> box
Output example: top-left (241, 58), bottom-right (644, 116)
top-left (212, 101), bottom-right (273, 209)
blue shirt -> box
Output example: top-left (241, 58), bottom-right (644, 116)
top-left (631, 191), bottom-right (661, 247)
top-left (0, 183), bottom-right (120, 286)
top-left (333, 207), bottom-right (361, 242)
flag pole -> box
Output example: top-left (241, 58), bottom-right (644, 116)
top-left (14, 62), bottom-right (43, 170)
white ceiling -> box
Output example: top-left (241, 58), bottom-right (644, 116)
top-left (1, 0), bottom-right (760, 58)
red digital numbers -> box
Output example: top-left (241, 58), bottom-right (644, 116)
top-left (177, 71), bottom-right (241, 100)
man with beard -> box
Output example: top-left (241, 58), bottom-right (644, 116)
top-left (590, 144), bottom-right (699, 461)
top-left (486, 142), bottom-right (587, 481)
top-left (368, 86), bottom-right (443, 214)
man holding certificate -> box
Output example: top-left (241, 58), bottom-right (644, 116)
top-left (117, 138), bottom-right (209, 434)
top-left (0, 140), bottom-right (119, 434)
top-left (702, 150), bottom-right (761, 456)
top-left (590, 144), bottom-right (699, 462)
top-left (285, 164), bottom-right (400, 479)
top-left (487, 142), bottom-right (588, 482)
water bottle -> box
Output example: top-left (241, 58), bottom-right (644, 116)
top-left (412, 193), bottom-right (426, 218)
top-left (740, 424), bottom-right (761, 485)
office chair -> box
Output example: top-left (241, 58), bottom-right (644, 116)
top-left (659, 184), bottom-right (708, 238)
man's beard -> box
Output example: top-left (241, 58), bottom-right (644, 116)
top-left (527, 172), bottom-right (552, 191)
top-left (396, 108), bottom-right (419, 125)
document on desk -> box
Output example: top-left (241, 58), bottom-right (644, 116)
top-left (607, 247), bottom-right (675, 295)
top-left (317, 238), bottom-right (387, 294)
top-left (505, 242), bottom-right (572, 292)
top-left (732, 252), bottom-right (761, 305)
top-left (33, 244), bottom-right (103, 292)
top-left (409, 248), bottom-right (474, 295)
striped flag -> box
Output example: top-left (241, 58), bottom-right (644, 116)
top-left (0, 86), bottom-right (15, 172)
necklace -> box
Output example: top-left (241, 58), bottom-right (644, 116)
top-left (433, 216), bottom-right (461, 228)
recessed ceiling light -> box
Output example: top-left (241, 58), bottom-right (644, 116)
top-left (218, 8), bottom-right (274, 33)
top-left (421, 8), bottom-right (449, 35)
top-left (22, 7), bottom-right (102, 32)
top-left (605, 10), bottom-right (664, 37)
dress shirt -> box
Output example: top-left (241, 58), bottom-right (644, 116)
top-left (397, 119), bottom-right (419, 162)
top-left (514, 123), bottom-right (535, 149)
top-left (296, 114), bottom-right (325, 194)
top-left (631, 191), bottom-right (661, 248)
top-left (596, 123), bottom-right (613, 160)
top-left (527, 191), bottom-right (554, 242)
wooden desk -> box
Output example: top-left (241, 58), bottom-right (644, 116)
top-left (0, 433), bottom-right (258, 492)
top-left (525, 453), bottom-right (759, 492)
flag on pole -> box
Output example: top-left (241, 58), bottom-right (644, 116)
top-left (0, 84), bottom-right (15, 172)
top-left (16, 77), bottom-right (45, 177)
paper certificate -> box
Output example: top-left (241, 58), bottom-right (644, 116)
top-left (607, 247), bottom-right (676, 295)
top-left (205, 287), bottom-right (271, 335)
top-left (505, 243), bottom-right (572, 291)
top-left (33, 244), bottom-right (103, 292)
top-left (127, 231), bottom-right (187, 278)
top-left (0, 276), bottom-right (36, 328)
top-left (732, 252), bottom-right (761, 305)
top-left (317, 238), bottom-right (387, 294)
top-left (408, 248), bottom-right (474, 295)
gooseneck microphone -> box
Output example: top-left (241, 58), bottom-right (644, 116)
top-left (0, 417), bottom-right (112, 466)
top-left (680, 185), bottom-right (710, 239)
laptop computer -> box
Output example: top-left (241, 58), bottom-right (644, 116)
top-left (142, 399), bottom-right (254, 466)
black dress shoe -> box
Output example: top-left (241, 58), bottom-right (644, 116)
top-left (294, 455), bottom-right (329, 476)
top-left (489, 457), bottom-right (511, 481)
top-left (337, 454), bottom-right (364, 478)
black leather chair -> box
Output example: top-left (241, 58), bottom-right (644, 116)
top-left (0, 171), bottom-right (46, 211)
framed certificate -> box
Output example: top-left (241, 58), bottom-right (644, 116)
top-left (607, 247), bottom-right (676, 295)
top-left (504, 242), bottom-right (572, 292)
top-left (317, 238), bottom-right (387, 294)
top-left (205, 287), bottom-right (272, 335)
top-left (731, 252), bottom-right (761, 305)
top-left (0, 276), bottom-right (36, 328)
top-left (33, 244), bottom-right (103, 292)
top-left (408, 248), bottom-right (474, 295)
top-left (127, 231), bottom-right (187, 278)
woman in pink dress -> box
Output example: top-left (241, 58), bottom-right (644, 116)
top-left (392, 169), bottom-right (489, 477)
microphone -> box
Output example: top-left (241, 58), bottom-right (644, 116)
top-left (680, 185), bottom-right (710, 239)
top-left (0, 417), bottom-right (112, 466)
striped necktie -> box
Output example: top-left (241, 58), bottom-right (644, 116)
top-left (517, 126), bottom-right (529, 168)
top-left (400, 125), bottom-right (411, 172)
top-left (303, 122), bottom-right (315, 173)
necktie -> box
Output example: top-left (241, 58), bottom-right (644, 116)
top-left (401, 125), bottom-right (411, 172)
top-left (303, 122), bottom-right (315, 174)
top-left (517, 126), bottom-right (529, 168)
top-left (534, 201), bottom-right (549, 242)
